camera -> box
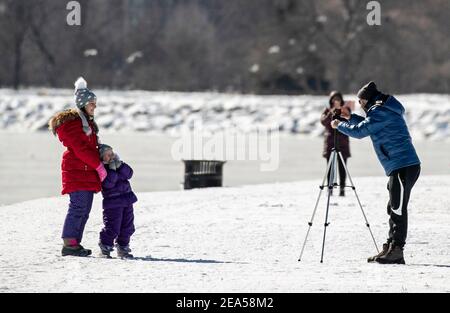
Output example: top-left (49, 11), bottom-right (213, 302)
top-left (332, 108), bottom-right (342, 119)
top-left (332, 108), bottom-right (347, 121)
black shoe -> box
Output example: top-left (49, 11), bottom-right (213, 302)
top-left (116, 244), bottom-right (134, 259)
top-left (367, 243), bottom-right (390, 263)
top-left (339, 188), bottom-right (345, 197)
top-left (98, 243), bottom-right (114, 259)
top-left (61, 245), bottom-right (92, 257)
top-left (376, 244), bottom-right (405, 264)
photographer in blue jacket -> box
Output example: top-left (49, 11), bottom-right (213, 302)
top-left (331, 81), bottom-right (421, 264)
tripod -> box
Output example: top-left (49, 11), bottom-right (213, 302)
top-left (298, 128), bottom-right (379, 263)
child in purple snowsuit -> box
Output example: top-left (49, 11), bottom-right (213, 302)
top-left (98, 144), bottom-right (137, 258)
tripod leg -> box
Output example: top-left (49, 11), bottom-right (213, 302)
top-left (338, 152), bottom-right (379, 253)
top-left (332, 151), bottom-right (339, 187)
top-left (298, 152), bottom-right (334, 262)
top-left (320, 152), bottom-right (336, 263)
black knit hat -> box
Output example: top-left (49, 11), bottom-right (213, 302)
top-left (357, 81), bottom-right (379, 101)
top-left (328, 90), bottom-right (344, 107)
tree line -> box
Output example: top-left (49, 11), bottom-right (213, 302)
top-left (0, 0), bottom-right (448, 94)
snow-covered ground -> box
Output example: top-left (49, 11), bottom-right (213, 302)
top-left (1, 89), bottom-right (448, 292)
top-left (0, 176), bottom-right (448, 293)
top-left (1, 89), bottom-right (449, 141)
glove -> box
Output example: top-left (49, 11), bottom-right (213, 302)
top-left (96, 163), bottom-right (107, 182)
top-left (331, 119), bottom-right (341, 129)
top-left (108, 154), bottom-right (123, 171)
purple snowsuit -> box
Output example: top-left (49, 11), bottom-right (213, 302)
top-left (99, 162), bottom-right (137, 247)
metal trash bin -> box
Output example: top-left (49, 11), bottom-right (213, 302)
top-left (182, 160), bottom-right (225, 189)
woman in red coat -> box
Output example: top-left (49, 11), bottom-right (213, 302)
top-left (320, 91), bottom-right (352, 196)
top-left (49, 77), bottom-right (107, 257)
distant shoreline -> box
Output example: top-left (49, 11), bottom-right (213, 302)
top-left (1, 132), bottom-right (449, 206)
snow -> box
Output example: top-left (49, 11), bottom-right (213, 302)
top-left (0, 89), bottom-right (448, 141)
top-left (126, 51), bottom-right (143, 64)
top-left (296, 67), bottom-right (304, 75)
top-left (316, 15), bottom-right (328, 23)
top-left (308, 43), bottom-right (317, 52)
top-left (268, 45), bottom-right (280, 54)
top-left (83, 49), bottom-right (98, 57)
top-left (249, 64), bottom-right (260, 73)
top-left (0, 175), bottom-right (448, 292)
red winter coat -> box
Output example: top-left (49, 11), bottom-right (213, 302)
top-left (49, 109), bottom-right (102, 195)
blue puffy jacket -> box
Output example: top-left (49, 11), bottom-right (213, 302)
top-left (337, 96), bottom-right (420, 176)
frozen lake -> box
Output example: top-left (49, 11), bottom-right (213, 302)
top-left (0, 131), bottom-right (449, 205)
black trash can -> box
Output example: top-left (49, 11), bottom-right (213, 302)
top-left (183, 160), bottom-right (225, 189)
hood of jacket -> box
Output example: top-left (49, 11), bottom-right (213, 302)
top-left (48, 109), bottom-right (98, 135)
top-left (367, 95), bottom-right (404, 117)
top-left (381, 96), bottom-right (405, 116)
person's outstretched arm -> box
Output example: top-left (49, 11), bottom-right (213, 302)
top-left (348, 113), bottom-right (365, 125)
top-left (336, 111), bottom-right (386, 139)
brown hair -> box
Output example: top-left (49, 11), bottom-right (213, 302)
top-left (328, 91), bottom-right (344, 107)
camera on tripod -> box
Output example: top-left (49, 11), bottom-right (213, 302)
top-left (297, 101), bottom-right (378, 262)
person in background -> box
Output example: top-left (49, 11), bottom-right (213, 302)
top-left (320, 91), bottom-right (352, 196)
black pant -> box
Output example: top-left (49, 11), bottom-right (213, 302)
top-left (326, 154), bottom-right (347, 189)
top-left (386, 164), bottom-right (421, 248)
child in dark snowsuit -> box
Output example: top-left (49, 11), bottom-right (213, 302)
top-left (98, 144), bottom-right (137, 258)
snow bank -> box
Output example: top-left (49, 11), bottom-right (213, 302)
top-left (0, 176), bottom-right (448, 292)
top-left (0, 89), bottom-right (449, 141)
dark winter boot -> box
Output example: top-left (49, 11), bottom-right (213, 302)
top-left (376, 244), bottom-right (405, 264)
top-left (367, 243), bottom-right (390, 263)
top-left (61, 238), bottom-right (92, 257)
top-left (116, 244), bottom-right (134, 259)
top-left (339, 188), bottom-right (345, 197)
top-left (98, 243), bottom-right (114, 259)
